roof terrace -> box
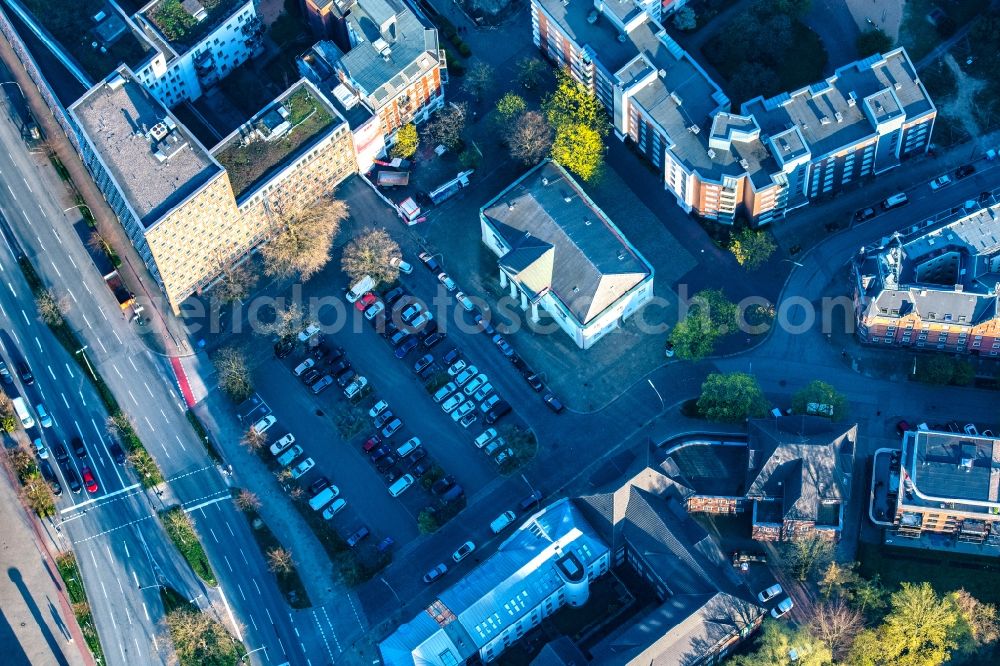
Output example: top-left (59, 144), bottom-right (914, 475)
top-left (903, 430), bottom-right (1000, 516)
top-left (142, 0), bottom-right (248, 51)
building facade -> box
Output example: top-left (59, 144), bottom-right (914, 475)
top-left (70, 69), bottom-right (357, 313)
top-left (852, 205), bottom-right (1000, 356)
top-left (892, 430), bottom-right (1000, 548)
top-left (480, 160), bottom-right (654, 349)
top-left (530, 0), bottom-right (935, 225)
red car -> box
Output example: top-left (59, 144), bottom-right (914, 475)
top-left (81, 466), bottom-right (99, 494)
top-left (355, 292), bottom-right (377, 311)
top-left (362, 434), bottom-right (382, 452)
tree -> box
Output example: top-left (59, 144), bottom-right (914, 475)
top-left (509, 111), bottom-right (553, 165)
top-left (213, 347), bottom-right (253, 402)
top-left (672, 6), bottom-right (697, 31)
top-left (257, 302), bottom-right (305, 340)
top-left (340, 228), bottom-right (400, 286)
top-left (21, 472), bottom-right (55, 517)
top-left (914, 355), bottom-right (974, 385)
top-left (551, 122), bottom-right (604, 181)
top-left (544, 70), bottom-right (608, 135)
top-left (418, 508), bottom-right (440, 534)
top-left (214, 258), bottom-right (256, 304)
top-left (266, 547), bottom-right (294, 575)
top-left (851, 574), bottom-right (888, 618)
top-left (163, 607), bottom-right (242, 665)
top-left (729, 61), bottom-right (781, 106)
top-left (670, 289), bottom-right (740, 361)
top-left (949, 589), bottom-right (1000, 662)
top-left (819, 560), bottom-right (861, 600)
top-left (424, 103), bottom-right (467, 151)
top-left (768, 0), bottom-right (813, 18)
top-left (495, 92), bottom-right (527, 134)
top-left (696, 372), bottom-right (768, 422)
top-left (127, 448), bottom-right (160, 482)
top-left (241, 427), bottom-right (267, 451)
top-left (729, 228), bottom-right (777, 269)
top-left (35, 288), bottom-right (68, 326)
top-left (462, 60), bottom-right (494, 103)
top-left (856, 29), bottom-right (893, 58)
top-left (780, 534), bottom-right (834, 582)
top-left (390, 123), bottom-right (419, 159)
top-left (861, 582), bottom-right (961, 666)
top-left (234, 489), bottom-right (261, 512)
top-left (730, 620), bottom-right (831, 666)
top-left (516, 56), bottom-right (548, 90)
top-left (791, 380), bottom-right (848, 420)
top-left (0, 391), bottom-right (16, 432)
top-left (810, 599), bottom-right (864, 659)
top-left (261, 198), bottom-right (349, 281)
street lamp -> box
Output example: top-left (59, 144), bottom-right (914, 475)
top-left (63, 204), bottom-right (93, 218)
top-left (647, 379), bottom-right (665, 410)
top-left (781, 259), bottom-right (805, 268)
top-left (380, 577), bottom-right (401, 605)
top-left (239, 646), bottom-right (268, 663)
top-left (74, 346), bottom-right (96, 381)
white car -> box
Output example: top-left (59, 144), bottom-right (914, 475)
top-left (297, 324), bottom-right (321, 342)
top-left (474, 428), bottom-right (497, 448)
top-left (484, 439), bottom-right (505, 456)
top-left (452, 541), bottom-right (476, 562)
top-left (473, 383), bottom-right (494, 402)
top-left (36, 403), bottom-right (53, 428)
top-left (390, 257), bottom-right (413, 274)
top-left (479, 394), bottom-right (502, 413)
top-left (451, 400), bottom-right (475, 422)
top-left (771, 597), bottom-right (794, 619)
top-left (252, 415), bottom-right (277, 434)
top-left (269, 433), bottom-right (296, 456)
top-left (454, 366), bottom-right (479, 387)
top-left (364, 301), bottom-right (385, 320)
top-left (369, 400), bottom-right (389, 419)
top-left (396, 437), bottom-right (421, 457)
top-left (33, 437), bottom-right (49, 460)
top-left (293, 358), bottom-right (315, 376)
top-left (463, 374), bottom-right (488, 396)
top-left (400, 303), bottom-right (423, 322)
top-left (757, 584), bottom-right (782, 603)
top-left (433, 382), bottom-right (457, 403)
top-left (490, 511), bottom-right (516, 534)
top-left (410, 311), bottom-right (434, 328)
top-left (276, 444), bottom-right (304, 467)
top-left (929, 174), bottom-right (952, 190)
top-left (288, 458), bottom-right (315, 479)
top-left (344, 376), bottom-right (368, 399)
top-left (455, 291), bottom-right (474, 311)
top-left (322, 498), bottom-right (347, 520)
top-left (437, 273), bottom-right (457, 292)
top-left (442, 393), bottom-right (465, 413)
top-left (447, 360), bottom-right (467, 377)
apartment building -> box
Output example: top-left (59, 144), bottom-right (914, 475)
top-left (69, 68), bottom-right (357, 313)
top-left (530, 0), bottom-right (935, 225)
top-left (892, 429), bottom-right (1000, 549)
top-left (479, 160), bottom-right (654, 349)
top-left (300, 0), bottom-right (446, 147)
top-left (852, 205), bottom-right (1000, 356)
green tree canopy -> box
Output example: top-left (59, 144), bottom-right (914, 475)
top-left (791, 380), bottom-right (848, 420)
top-left (670, 289), bottom-right (739, 360)
top-left (852, 582), bottom-right (961, 666)
top-left (697, 372), bottom-right (768, 422)
top-left (551, 122), bottom-right (603, 181)
top-left (543, 69), bottom-right (608, 135)
top-left (729, 228), bottom-right (777, 269)
top-left (730, 620), bottom-right (831, 666)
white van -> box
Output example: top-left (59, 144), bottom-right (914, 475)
top-left (388, 474), bottom-right (415, 497)
top-left (346, 275), bottom-right (375, 304)
top-left (309, 486), bottom-right (339, 511)
top-left (12, 397), bottom-right (34, 429)
top-left (881, 192), bottom-right (908, 210)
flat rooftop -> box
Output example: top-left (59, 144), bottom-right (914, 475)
top-left (18, 0), bottom-right (153, 82)
top-left (908, 430), bottom-right (1000, 505)
top-left (212, 80), bottom-right (342, 198)
top-left (297, 41), bottom-right (377, 130)
top-left (71, 68), bottom-right (219, 227)
top-left (142, 0), bottom-right (250, 52)
top-left (533, 0), bottom-right (640, 74)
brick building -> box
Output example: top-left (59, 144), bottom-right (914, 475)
top-left (852, 204), bottom-right (1000, 356)
top-left (529, 0), bottom-right (935, 225)
top-left (70, 69), bottom-right (357, 313)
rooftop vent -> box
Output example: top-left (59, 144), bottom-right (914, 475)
top-left (572, 286), bottom-right (580, 292)
top-left (583, 218), bottom-right (592, 225)
top-left (669, 91), bottom-right (682, 105)
top-left (587, 10), bottom-right (598, 23)
top-left (659, 69), bottom-right (667, 79)
top-left (739, 158), bottom-right (750, 169)
top-left (563, 195), bottom-right (572, 203)
top-left (93, 10), bottom-right (106, 22)
top-left (835, 111), bottom-right (843, 122)
top-left (961, 458), bottom-right (973, 470)
top-left (541, 177), bottom-right (550, 186)
top-left (617, 250), bottom-right (626, 260)
top-left (707, 148), bottom-right (716, 159)
top-left (617, 33), bottom-right (627, 43)
top-left (820, 116), bottom-right (831, 125)
top-left (687, 124), bottom-right (700, 134)
top-left (894, 82), bottom-right (903, 90)
top-left (507, 201), bottom-right (516, 210)
top-left (848, 91), bottom-right (857, 106)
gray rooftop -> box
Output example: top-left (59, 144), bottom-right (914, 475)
top-left (297, 41), bottom-right (377, 130)
top-left (481, 160), bottom-right (651, 325)
top-left (337, 0), bottom-right (440, 106)
top-left (70, 68), bottom-right (219, 227)
top-left (533, 0), bottom-right (645, 74)
top-left (909, 431), bottom-right (1000, 505)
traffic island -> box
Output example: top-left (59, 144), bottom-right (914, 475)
top-left (55, 552), bottom-right (106, 663)
top-left (159, 585), bottom-right (246, 665)
top-left (158, 507), bottom-right (218, 586)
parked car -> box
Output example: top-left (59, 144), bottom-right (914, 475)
top-left (437, 273), bottom-right (457, 292)
top-left (442, 484), bottom-right (465, 503)
top-left (408, 448), bottom-right (428, 466)
top-left (300, 368), bottom-right (321, 386)
top-left (396, 437), bottom-right (422, 458)
top-left (964, 423), bottom-right (979, 436)
top-left (410, 311), bottom-right (433, 329)
top-left (346, 527), bottom-right (370, 547)
top-left (369, 400), bottom-right (389, 419)
top-left (322, 498), bottom-right (347, 520)
top-left (473, 384), bottom-right (494, 402)
top-left (480, 394), bottom-right (502, 413)
top-left (400, 303), bottom-right (423, 323)
top-left (288, 458), bottom-right (315, 479)
top-left (274, 338), bottom-right (295, 358)
top-left (771, 597), bottom-right (794, 619)
top-left (525, 373), bottom-right (544, 392)
top-left (362, 434), bottom-right (382, 452)
top-left (455, 366), bottom-right (479, 387)
top-left (955, 164), bottom-right (976, 179)
top-left (82, 466), bottom-right (98, 494)
top-left (423, 563), bottom-right (448, 583)
top-left (442, 394), bottom-right (465, 413)
top-left (492, 334), bottom-right (514, 357)
top-left (452, 541), bottom-right (476, 562)
top-left (33, 437), bottom-right (48, 459)
top-left (413, 354), bottom-right (434, 374)
top-left (71, 437), bottom-right (88, 459)
top-left (53, 442), bottom-right (69, 463)
top-left (930, 174), bottom-right (953, 190)
top-left (381, 418), bottom-right (403, 438)
top-left (388, 329), bottom-right (409, 347)
top-left (757, 584), bottom-right (783, 603)
top-left (388, 474), bottom-right (415, 497)
top-left (328, 359), bottom-right (352, 377)
top-left (484, 439), bottom-right (505, 456)
top-left (418, 252), bottom-right (441, 272)
top-left (474, 428), bottom-right (497, 449)
top-left (433, 382), bottom-right (457, 403)
top-left (355, 292), bottom-right (378, 312)
top-left (853, 207), bottom-right (876, 222)
top-left (370, 445), bottom-right (391, 463)
top-left (442, 348), bottom-right (461, 366)
top-left (63, 465), bottom-right (81, 494)
top-left (17, 361), bottom-right (33, 385)
top-left (543, 393), bottom-right (565, 413)
top-left (485, 401), bottom-right (512, 424)
top-left (252, 415), bottom-right (277, 434)
top-left (376, 455), bottom-right (398, 473)
top-left (311, 375), bottom-right (334, 394)
top-left (490, 511), bottom-right (516, 534)
top-left (451, 401), bottom-right (475, 422)
top-left (297, 324), bottom-right (321, 342)
top-left (364, 302), bottom-right (385, 320)
top-left (344, 376), bottom-right (368, 399)
top-left (383, 286), bottom-right (406, 306)
top-left (432, 475), bottom-right (457, 495)
top-left (373, 410), bottom-right (395, 429)
top-left (422, 331), bottom-right (445, 348)
top-left (390, 257), bottom-right (413, 274)
top-left (447, 360), bottom-right (468, 376)
top-left (308, 484), bottom-right (339, 511)
top-left (473, 313), bottom-right (496, 335)
top-left (455, 292), bottom-right (474, 311)
top-left (336, 369), bottom-right (358, 387)
top-left (463, 374), bottom-right (488, 396)
top-left (269, 433), bottom-right (296, 456)
top-left (0, 360), bottom-right (13, 384)
top-left (277, 445), bottom-right (304, 467)
top-left (293, 358), bottom-right (316, 376)
top-left (494, 448), bottom-right (514, 465)
top-left (394, 336), bottom-right (419, 359)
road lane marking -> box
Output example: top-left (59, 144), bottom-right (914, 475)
top-left (47, 365), bottom-right (55, 380)
top-left (34, 336), bottom-right (41, 352)
top-left (209, 527), bottom-right (218, 543)
top-left (6, 183), bottom-right (15, 199)
top-left (125, 606), bottom-right (132, 626)
top-left (127, 389), bottom-right (137, 405)
top-left (226, 522), bottom-right (234, 536)
top-left (101, 581), bottom-right (108, 599)
top-left (249, 614), bottom-right (257, 631)
top-left (106, 543), bottom-right (113, 561)
top-left (81, 312), bottom-right (91, 329)
top-left (65, 362), bottom-right (74, 377)
top-left (96, 337), bottom-right (107, 354)
top-left (277, 637), bottom-right (286, 655)
top-left (132, 571), bottom-right (139, 588)
top-left (143, 415), bottom-right (154, 431)
top-left (164, 463), bottom-right (214, 484)
top-left (144, 382), bottom-right (154, 398)
top-left (71, 514), bottom-right (155, 544)
top-left (239, 548), bottom-right (248, 565)
top-left (174, 434), bottom-right (186, 451)
top-left (83, 280), bottom-right (91, 294)
top-left (312, 609), bottom-right (338, 658)
top-left (346, 592), bottom-right (365, 629)
top-left (61, 392), bottom-right (69, 408)
top-left (112, 363), bottom-right (122, 378)
top-left (113, 329), bottom-right (121, 345)
top-left (253, 579), bottom-right (261, 596)
top-left (128, 357), bottom-right (138, 372)
top-left (22, 176), bottom-right (32, 193)
top-left (160, 408), bottom-right (168, 421)
top-left (68, 255), bottom-right (77, 269)
top-left (181, 492), bottom-right (229, 513)
top-left (19, 309), bottom-right (27, 324)
top-left (59, 482), bottom-right (142, 514)
top-left (66, 287), bottom-right (77, 303)
top-left (237, 583), bottom-right (245, 601)
top-left (224, 555), bottom-right (232, 572)
top-left (218, 587), bottom-right (243, 641)
top-left (79, 389), bottom-right (86, 406)
top-left (265, 608), bottom-right (274, 625)
top-left (50, 260), bottom-right (61, 277)
top-left (7, 282), bottom-right (15, 296)
top-left (99, 307), bottom-right (108, 322)
top-left (293, 623), bottom-right (300, 637)
top-left (36, 236), bottom-right (45, 251)
top-left (142, 602), bottom-right (150, 622)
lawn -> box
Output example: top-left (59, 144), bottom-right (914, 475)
top-left (146, 0), bottom-right (248, 48)
top-left (159, 507), bottom-right (218, 585)
top-left (898, 0), bottom-right (989, 62)
top-left (857, 542), bottom-right (1000, 606)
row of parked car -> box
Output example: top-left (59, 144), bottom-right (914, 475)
top-left (291, 341), bottom-right (369, 399)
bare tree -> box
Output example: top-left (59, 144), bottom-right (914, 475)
top-left (35, 288), bottom-right (69, 326)
top-left (214, 257), bottom-right (257, 304)
top-left (341, 228), bottom-right (400, 286)
top-left (810, 599), bottom-right (864, 659)
top-left (235, 489), bottom-right (261, 512)
top-left (5, 445), bottom-right (33, 475)
top-left (462, 60), bottom-right (494, 103)
top-left (163, 607), bottom-right (241, 664)
top-left (213, 347), bottom-right (253, 402)
top-left (106, 412), bottom-right (133, 438)
top-left (257, 302), bottom-right (306, 340)
top-left (423, 103), bottom-right (467, 152)
top-left (241, 427), bottom-right (267, 451)
top-left (261, 198), bottom-right (349, 281)
top-left (266, 547), bottom-right (295, 575)
top-left (509, 111), bottom-right (553, 165)
top-left (86, 231), bottom-right (109, 254)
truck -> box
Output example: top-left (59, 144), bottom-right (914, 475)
top-left (104, 271), bottom-right (135, 310)
top-left (376, 170), bottom-right (410, 187)
top-left (12, 396), bottom-right (34, 429)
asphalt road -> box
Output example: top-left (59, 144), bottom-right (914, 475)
top-left (0, 78), bottom-right (318, 663)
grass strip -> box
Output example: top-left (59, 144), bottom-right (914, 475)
top-left (158, 507), bottom-right (218, 586)
top-left (233, 499), bottom-right (311, 608)
top-left (55, 553), bottom-right (105, 663)
top-left (185, 409), bottom-right (223, 464)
